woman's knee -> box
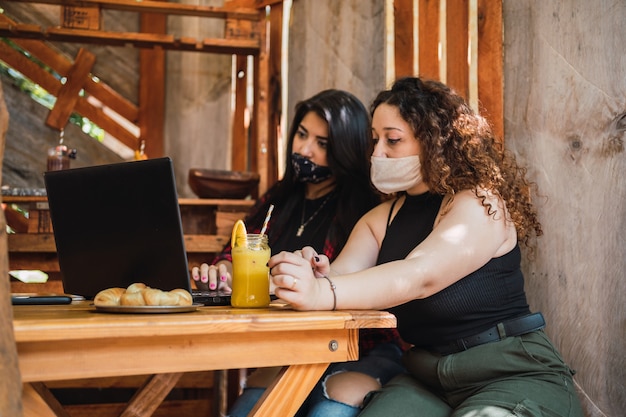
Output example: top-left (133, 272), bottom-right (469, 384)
top-left (323, 371), bottom-right (381, 407)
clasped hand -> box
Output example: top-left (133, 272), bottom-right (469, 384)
top-left (269, 246), bottom-right (332, 310)
top-left (191, 262), bottom-right (232, 293)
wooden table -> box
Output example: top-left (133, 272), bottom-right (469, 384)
top-left (13, 302), bottom-right (396, 417)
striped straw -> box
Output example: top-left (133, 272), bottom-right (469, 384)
top-left (260, 204), bottom-right (274, 236)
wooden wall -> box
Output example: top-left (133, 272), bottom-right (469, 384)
top-left (287, 0), bottom-right (386, 118)
top-left (503, 1), bottom-right (625, 416)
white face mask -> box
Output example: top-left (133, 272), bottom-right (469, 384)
top-left (371, 155), bottom-right (423, 194)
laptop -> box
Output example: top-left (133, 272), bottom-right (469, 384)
top-left (43, 157), bottom-right (231, 306)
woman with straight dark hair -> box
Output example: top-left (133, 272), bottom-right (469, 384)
top-left (193, 89), bottom-right (405, 417)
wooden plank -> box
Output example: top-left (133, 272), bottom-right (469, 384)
top-left (252, 12), bottom-right (268, 193)
top-left (265, 2), bottom-right (282, 191)
top-left (119, 373), bottom-right (183, 417)
top-left (8, 254), bottom-right (60, 272)
top-left (226, 17), bottom-right (262, 40)
top-left (60, 399), bottom-right (211, 417)
top-left (184, 234), bottom-right (231, 253)
top-left (12, 38), bottom-right (139, 122)
top-left (0, 26), bottom-right (260, 55)
top-left (8, 234), bottom-right (57, 252)
top-left (138, 12), bottom-right (166, 158)
top-left (30, 382), bottom-right (72, 417)
top-left (74, 97), bottom-right (139, 149)
top-left (12, 0), bottom-right (261, 20)
top-left (250, 363), bottom-right (329, 417)
top-left (7, 232), bottom-right (231, 254)
top-left (0, 39), bottom-right (139, 147)
top-left (61, 5), bottom-right (101, 30)
top-left (46, 48), bottom-right (96, 129)
top-left (418, 0), bottom-right (440, 80)
top-left (22, 383), bottom-right (57, 417)
top-left (0, 12), bottom-right (137, 123)
top-left (216, 211), bottom-right (248, 235)
top-left (477, 0), bottom-right (503, 140)
top-left (0, 41), bottom-right (62, 96)
top-left (17, 330), bottom-right (353, 382)
top-left (446, 0), bottom-right (469, 99)
top-left (60, 399), bottom-right (212, 417)
top-left (394, 0), bottom-right (415, 78)
top-left (231, 54), bottom-right (249, 172)
top-left (46, 371), bottom-right (215, 388)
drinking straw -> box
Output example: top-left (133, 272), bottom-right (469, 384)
top-left (260, 204), bottom-right (274, 236)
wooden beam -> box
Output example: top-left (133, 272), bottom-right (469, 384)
top-left (394, 0), bottom-right (415, 78)
top-left (265, 2), bottom-right (282, 189)
top-left (139, 11), bottom-right (166, 158)
top-left (446, 0), bottom-right (469, 99)
top-left (418, 0), bottom-right (440, 80)
top-left (0, 24), bottom-right (260, 55)
top-left (119, 373), bottom-right (183, 417)
top-left (46, 48), bottom-right (96, 130)
top-left (11, 38), bottom-right (138, 122)
top-left (29, 382), bottom-right (72, 417)
top-left (477, 0), bottom-right (503, 140)
top-left (4, 0), bottom-right (261, 20)
top-left (231, 55), bottom-right (249, 172)
top-left (0, 38), bottom-right (138, 148)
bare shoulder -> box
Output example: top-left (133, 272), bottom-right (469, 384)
top-left (443, 188), bottom-right (506, 213)
top-left (436, 189), bottom-right (509, 230)
top-left (436, 189), bottom-right (517, 255)
top-left (358, 197), bottom-right (400, 240)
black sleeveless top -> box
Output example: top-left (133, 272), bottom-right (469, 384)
top-left (377, 192), bottom-right (530, 348)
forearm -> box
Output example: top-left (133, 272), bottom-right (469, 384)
top-left (328, 259), bottom-right (430, 310)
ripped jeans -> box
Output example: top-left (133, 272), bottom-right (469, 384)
top-left (227, 343), bottom-right (406, 417)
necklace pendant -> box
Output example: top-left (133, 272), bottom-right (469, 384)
top-left (296, 225), bottom-right (304, 237)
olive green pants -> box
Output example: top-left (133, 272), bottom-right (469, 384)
top-left (359, 331), bottom-right (583, 417)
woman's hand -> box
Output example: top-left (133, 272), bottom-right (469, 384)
top-left (191, 261), bottom-right (232, 293)
top-left (269, 249), bottom-right (334, 310)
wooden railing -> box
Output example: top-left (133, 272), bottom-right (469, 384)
top-left (0, 0), bottom-right (282, 193)
top-left (0, 19), bottom-right (140, 151)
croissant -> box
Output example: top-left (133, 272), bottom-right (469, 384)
top-left (94, 287), bottom-right (126, 306)
top-left (96, 283), bottom-right (193, 307)
top-left (119, 290), bottom-right (147, 306)
top-left (126, 282), bottom-right (148, 293)
top-left (170, 289), bottom-right (193, 306)
top-left (143, 288), bottom-right (179, 306)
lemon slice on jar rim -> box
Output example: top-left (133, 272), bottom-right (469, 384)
top-left (231, 219), bottom-right (247, 247)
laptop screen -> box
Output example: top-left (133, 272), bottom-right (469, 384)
top-left (44, 157), bottom-right (193, 299)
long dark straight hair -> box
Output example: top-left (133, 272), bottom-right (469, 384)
top-left (247, 89), bottom-right (380, 255)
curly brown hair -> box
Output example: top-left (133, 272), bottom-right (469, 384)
top-left (371, 77), bottom-right (543, 249)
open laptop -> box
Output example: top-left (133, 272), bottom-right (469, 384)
top-left (43, 157), bottom-right (231, 306)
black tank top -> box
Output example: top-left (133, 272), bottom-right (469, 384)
top-left (377, 192), bottom-right (530, 348)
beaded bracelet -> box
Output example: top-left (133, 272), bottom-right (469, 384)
top-left (320, 275), bottom-right (337, 311)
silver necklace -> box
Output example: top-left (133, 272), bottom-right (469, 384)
top-left (296, 193), bottom-right (333, 237)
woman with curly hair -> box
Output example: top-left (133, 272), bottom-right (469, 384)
top-left (268, 77), bottom-right (583, 417)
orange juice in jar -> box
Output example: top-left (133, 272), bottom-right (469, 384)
top-left (231, 222), bottom-right (271, 308)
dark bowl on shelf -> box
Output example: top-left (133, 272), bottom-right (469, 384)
top-left (188, 168), bottom-right (260, 199)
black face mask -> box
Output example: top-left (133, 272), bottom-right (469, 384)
top-left (291, 153), bottom-right (333, 184)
